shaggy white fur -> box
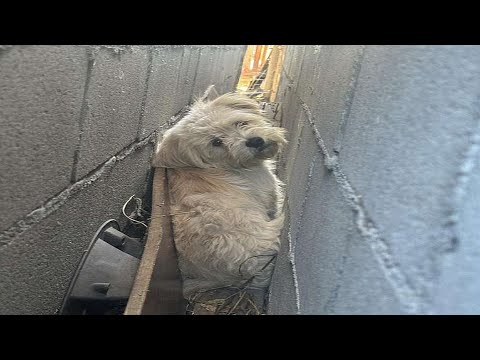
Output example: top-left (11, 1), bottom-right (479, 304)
top-left (152, 92), bottom-right (287, 299)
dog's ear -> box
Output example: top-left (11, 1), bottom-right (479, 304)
top-left (202, 84), bottom-right (220, 102)
top-left (191, 84), bottom-right (220, 105)
top-left (152, 132), bottom-right (210, 168)
top-left (210, 93), bottom-right (263, 115)
top-left (152, 132), bottom-right (181, 168)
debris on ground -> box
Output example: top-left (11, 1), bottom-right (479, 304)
top-left (186, 287), bottom-right (267, 315)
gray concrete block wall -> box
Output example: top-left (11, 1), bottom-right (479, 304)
top-left (0, 147), bottom-right (153, 314)
top-left (0, 45), bottom-right (245, 314)
top-left (140, 46), bottom-right (184, 138)
top-left (74, 46), bottom-right (149, 179)
top-left (269, 45), bottom-right (480, 314)
top-left (0, 46), bottom-right (88, 232)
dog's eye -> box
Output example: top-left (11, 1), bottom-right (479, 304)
top-left (234, 121), bottom-right (249, 127)
top-left (212, 138), bottom-right (223, 147)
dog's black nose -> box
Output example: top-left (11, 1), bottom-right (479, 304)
top-left (246, 137), bottom-right (265, 148)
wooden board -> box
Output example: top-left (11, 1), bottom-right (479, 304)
top-left (124, 168), bottom-right (186, 315)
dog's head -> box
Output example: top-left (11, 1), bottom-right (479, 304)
top-left (153, 92), bottom-right (287, 169)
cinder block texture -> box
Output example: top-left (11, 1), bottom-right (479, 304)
top-left (293, 164), bottom-right (355, 314)
top-left (303, 45), bottom-right (365, 154)
top-left (0, 145), bottom-right (153, 314)
top-left (75, 46), bottom-right (149, 179)
top-left (433, 145), bottom-right (480, 314)
top-left (215, 46), bottom-right (245, 95)
top-left (269, 45), bottom-right (480, 314)
top-left (0, 45), bottom-right (246, 314)
top-left (338, 45), bottom-right (480, 312)
top-left (191, 46), bottom-right (221, 99)
top-left (331, 232), bottom-right (405, 315)
top-left (0, 45), bottom-right (88, 233)
top-left (268, 212), bottom-right (300, 315)
top-left (172, 46), bottom-right (201, 116)
top-left (139, 46), bottom-right (184, 138)
top-left (283, 120), bottom-right (319, 243)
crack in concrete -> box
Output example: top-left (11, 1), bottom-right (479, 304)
top-left (324, 253), bottom-right (348, 314)
top-left (300, 100), bottom-right (423, 314)
top-left (0, 95), bottom-right (205, 251)
top-left (70, 47), bottom-right (95, 183)
top-left (286, 224), bottom-right (301, 314)
top-left (0, 107), bottom-right (195, 252)
top-left (292, 155), bottom-right (318, 248)
top-left (136, 47), bottom-right (154, 140)
top-left (188, 48), bottom-right (202, 102)
top-left (0, 131), bottom-right (157, 250)
top-left (286, 155), bottom-right (318, 314)
top-left (448, 112), bottom-right (480, 252)
top-left (302, 103), bottom-right (338, 170)
top-left (333, 46), bottom-right (366, 155)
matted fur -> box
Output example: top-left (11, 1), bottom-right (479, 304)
top-left (152, 92), bottom-right (287, 299)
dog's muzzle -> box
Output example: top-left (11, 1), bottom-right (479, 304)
top-left (246, 137), bottom-right (265, 149)
top-left (246, 137), bottom-right (278, 159)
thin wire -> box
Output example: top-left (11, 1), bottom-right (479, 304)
top-left (122, 195), bottom-right (148, 228)
top-left (238, 253), bottom-right (277, 277)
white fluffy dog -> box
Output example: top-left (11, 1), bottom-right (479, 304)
top-left (152, 92), bottom-right (287, 299)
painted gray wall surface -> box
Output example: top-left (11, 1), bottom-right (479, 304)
top-left (0, 45), bottom-right (245, 314)
top-left (268, 45), bottom-right (480, 314)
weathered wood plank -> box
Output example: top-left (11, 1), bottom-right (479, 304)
top-left (124, 167), bottom-right (186, 315)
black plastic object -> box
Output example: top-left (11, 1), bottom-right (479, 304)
top-left (102, 226), bottom-right (144, 259)
top-left (59, 220), bottom-right (142, 315)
